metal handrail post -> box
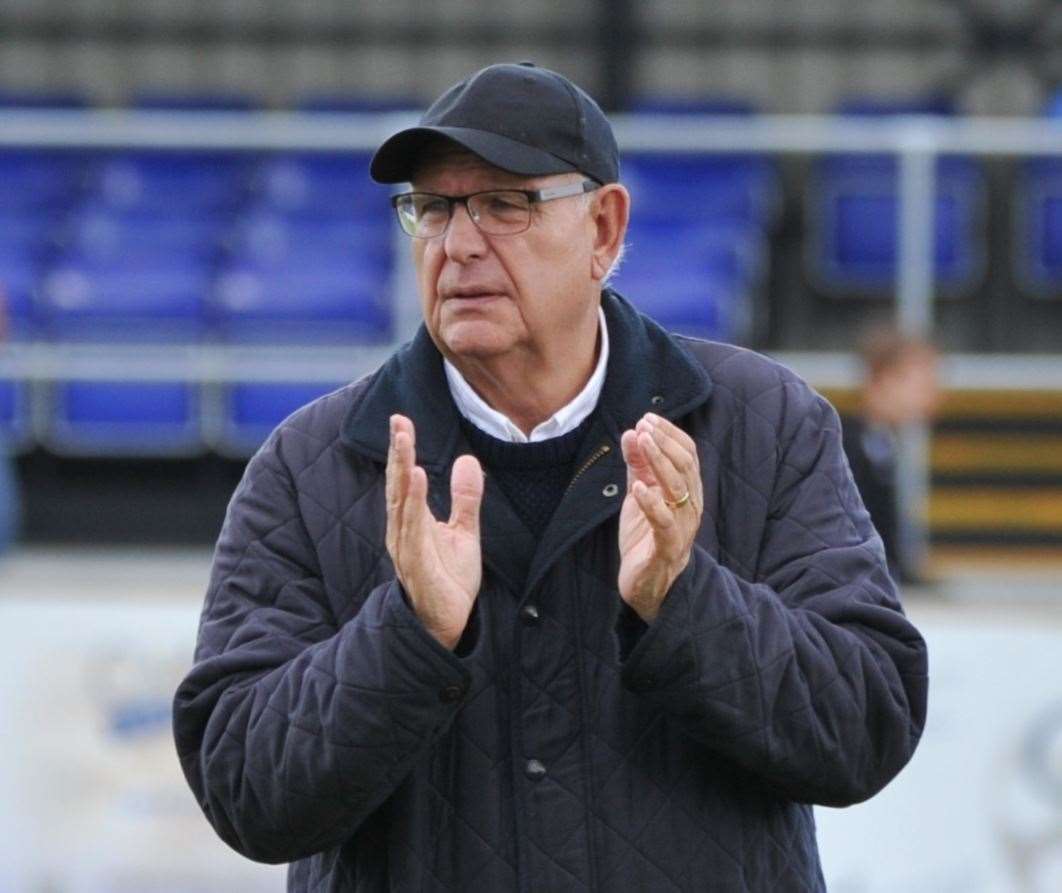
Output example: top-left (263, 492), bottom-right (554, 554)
top-left (895, 124), bottom-right (938, 577)
top-left (390, 213), bottom-right (422, 344)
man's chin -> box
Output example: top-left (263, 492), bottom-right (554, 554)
top-left (440, 324), bottom-right (515, 361)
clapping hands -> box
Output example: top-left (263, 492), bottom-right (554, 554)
top-left (385, 414), bottom-right (485, 650)
top-left (618, 413), bottom-right (703, 621)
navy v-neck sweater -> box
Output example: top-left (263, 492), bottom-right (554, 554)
top-left (458, 413), bottom-right (596, 540)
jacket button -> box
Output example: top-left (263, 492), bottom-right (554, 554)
top-left (602, 483), bottom-right (619, 497)
top-left (520, 604), bottom-right (540, 624)
top-left (650, 395), bottom-right (664, 406)
top-left (438, 683), bottom-right (465, 703)
top-left (524, 758), bottom-right (547, 781)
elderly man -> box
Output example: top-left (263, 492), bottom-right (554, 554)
top-left (174, 63), bottom-right (928, 891)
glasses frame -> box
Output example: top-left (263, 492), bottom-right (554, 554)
top-left (391, 178), bottom-right (601, 238)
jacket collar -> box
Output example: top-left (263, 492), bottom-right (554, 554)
top-left (339, 288), bottom-right (714, 468)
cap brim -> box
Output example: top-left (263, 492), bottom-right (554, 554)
top-left (369, 125), bottom-right (578, 183)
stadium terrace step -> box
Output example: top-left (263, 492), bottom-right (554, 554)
top-left (824, 387), bottom-right (1062, 555)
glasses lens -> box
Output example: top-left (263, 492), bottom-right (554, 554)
top-left (468, 191), bottom-right (532, 235)
top-left (395, 193), bottom-right (450, 237)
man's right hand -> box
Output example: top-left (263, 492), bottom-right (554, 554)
top-left (385, 414), bottom-right (484, 650)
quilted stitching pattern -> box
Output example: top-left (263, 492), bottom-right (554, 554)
top-left (173, 298), bottom-right (927, 891)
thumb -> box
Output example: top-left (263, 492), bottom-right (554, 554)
top-left (448, 454), bottom-right (484, 534)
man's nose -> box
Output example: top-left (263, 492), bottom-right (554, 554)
top-left (443, 201), bottom-right (488, 262)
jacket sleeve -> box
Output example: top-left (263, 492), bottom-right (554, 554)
top-left (619, 380), bottom-right (929, 808)
top-left (172, 437), bottom-right (471, 863)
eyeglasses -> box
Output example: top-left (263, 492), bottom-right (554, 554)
top-left (391, 179), bottom-right (600, 238)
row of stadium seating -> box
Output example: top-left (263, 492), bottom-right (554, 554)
top-left (2, 149), bottom-right (1058, 330)
top-left (0, 378), bottom-right (350, 458)
top-left (0, 150), bottom-right (774, 341)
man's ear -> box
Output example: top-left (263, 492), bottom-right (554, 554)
top-left (589, 184), bottom-right (630, 283)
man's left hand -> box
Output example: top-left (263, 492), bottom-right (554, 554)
top-left (618, 413), bottom-right (703, 622)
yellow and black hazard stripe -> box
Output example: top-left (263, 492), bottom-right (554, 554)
top-left (823, 387), bottom-right (1062, 555)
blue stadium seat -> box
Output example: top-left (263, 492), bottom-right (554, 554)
top-left (1014, 94), bottom-right (1062, 295)
top-left (46, 379), bottom-right (201, 456)
top-left (213, 258), bottom-right (391, 343)
top-left (0, 209), bottom-right (62, 259)
top-left (254, 153), bottom-right (390, 219)
top-left (216, 380), bottom-right (347, 455)
top-left (623, 97), bottom-right (778, 229)
top-left (612, 220), bottom-right (765, 343)
top-left (0, 198), bottom-right (72, 337)
top-left (37, 250), bottom-right (209, 454)
top-left (0, 151), bottom-right (86, 211)
top-left (219, 152), bottom-right (406, 449)
top-left (622, 220), bottom-right (766, 283)
top-left (0, 250), bottom-right (42, 337)
top-left (88, 152), bottom-right (251, 213)
top-left (25, 149), bottom-right (239, 455)
top-left (806, 97), bottom-right (985, 295)
top-left (1015, 162), bottom-right (1062, 294)
top-left (0, 379), bottom-right (31, 451)
top-left (808, 156), bottom-right (984, 293)
top-left (61, 206), bottom-right (227, 265)
top-left (623, 152), bottom-right (779, 228)
top-left (234, 155), bottom-right (394, 341)
top-left (612, 271), bottom-right (748, 342)
top-left (40, 258), bottom-right (210, 338)
top-left (229, 208), bottom-right (391, 274)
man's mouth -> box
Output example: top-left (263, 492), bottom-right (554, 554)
top-left (444, 289), bottom-right (505, 304)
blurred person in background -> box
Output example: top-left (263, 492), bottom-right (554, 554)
top-left (0, 290), bottom-right (19, 555)
top-left (174, 63), bottom-right (928, 891)
top-left (842, 325), bottom-right (942, 586)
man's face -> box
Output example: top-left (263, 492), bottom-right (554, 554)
top-left (893, 350), bottom-right (941, 423)
top-left (875, 348), bottom-right (942, 425)
top-left (409, 148), bottom-right (598, 363)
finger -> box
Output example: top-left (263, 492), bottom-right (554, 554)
top-left (644, 413), bottom-right (696, 458)
top-left (621, 430), bottom-right (636, 492)
top-left (621, 428), bottom-right (656, 492)
top-left (638, 415), bottom-right (699, 478)
top-left (388, 415), bottom-right (419, 562)
top-left (393, 463), bottom-right (431, 601)
top-left (648, 419), bottom-right (704, 512)
top-left (638, 414), bottom-right (703, 512)
top-left (632, 480), bottom-right (681, 557)
top-left (398, 464), bottom-right (432, 571)
top-left (392, 432), bottom-right (415, 515)
top-left (385, 416), bottom-right (409, 558)
top-left (638, 430), bottom-right (686, 502)
top-left (448, 454), bottom-right (484, 535)
top-left (394, 416), bottom-right (418, 494)
top-left (646, 425), bottom-right (700, 500)
top-left (392, 414), bottom-right (416, 462)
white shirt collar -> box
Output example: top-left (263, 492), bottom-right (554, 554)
top-left (444, 307), bottom-right (609, 443)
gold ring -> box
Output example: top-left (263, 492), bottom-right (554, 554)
top-left (665, 490), bottom-right (691, 509)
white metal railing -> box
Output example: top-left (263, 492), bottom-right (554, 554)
top-left (3, 110), bottom-right (1062, 567)
top-left (3, 342), bottom-right (1059, 388)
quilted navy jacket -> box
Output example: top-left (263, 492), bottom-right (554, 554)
top-left (174, 290), bottom-right (928, 891)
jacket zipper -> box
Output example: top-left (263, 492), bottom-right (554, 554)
top-left (561, 441), bottom-right (612, 889)
top-left (565, 443), bottom-right (612, 495)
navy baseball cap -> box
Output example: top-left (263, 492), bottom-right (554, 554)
top-left (369, 62), bottom-right (619, 185)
